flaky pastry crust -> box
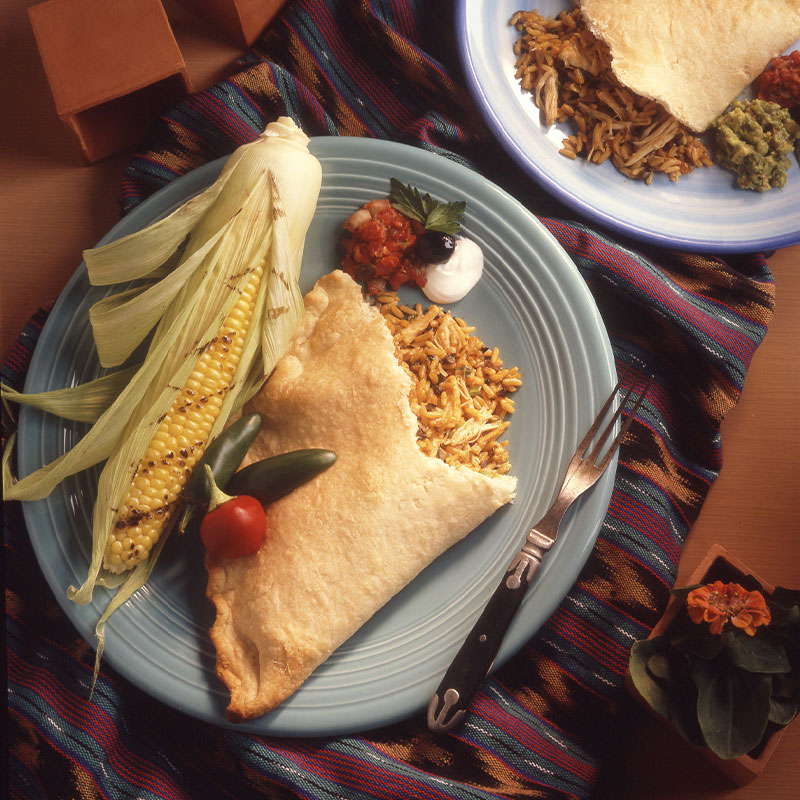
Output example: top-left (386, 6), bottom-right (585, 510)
top-left (206, 271), bottom-right (516, 721)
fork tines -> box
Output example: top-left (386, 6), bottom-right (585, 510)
top-left (580, 369), bottom-right (651, 472)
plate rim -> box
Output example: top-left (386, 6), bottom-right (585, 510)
top-left (18, 135), bottom-right (617, 736)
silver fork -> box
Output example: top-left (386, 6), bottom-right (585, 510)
top-left (427, 370), bottom-right (651, 733)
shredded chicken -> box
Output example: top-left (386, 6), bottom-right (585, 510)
top-left (511, 7), bottom-right (713, 183)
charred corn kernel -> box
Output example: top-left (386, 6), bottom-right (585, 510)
top-left (102, 262), bottom-right (264, 573)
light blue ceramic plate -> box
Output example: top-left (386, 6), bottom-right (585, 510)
top-left (18, 137), bottom-right (616, 736)
top-left (457, 0), bottom-right (800, 252)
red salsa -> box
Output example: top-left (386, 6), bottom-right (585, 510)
top-left (340, 198), bottom-right (427, 295)
top-left (757, 50), bottom-right (800, 110)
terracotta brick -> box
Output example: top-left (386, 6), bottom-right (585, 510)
top-left (177, 0), bottom-right (287, 47)
top-left (29, 0), bottom-right (192, 162)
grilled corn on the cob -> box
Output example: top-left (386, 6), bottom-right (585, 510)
top-left (103, 262), bottom-right (264, 572)
top-left (2, 118), bottom-right (322, 687)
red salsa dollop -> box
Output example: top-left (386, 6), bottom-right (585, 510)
top-left (757, 50), bottom-right (800, 110)
top-left (340, 198), bottom-right (427, 295)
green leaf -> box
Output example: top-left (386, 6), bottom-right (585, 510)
top-left (670, 584), bottom-right (701, 602)
top-left (770, 586), bottom-right (800, 609)
top-left (647, 652), bottom-right (671, 680)
top-left (388, 178), bottom-right (427, 224)
top-left (388, 178), bottom-right (466, 234)
top-left (730, 573), bottom-right (769, 594)
top-left (425, 200), bottom-right (467, 235)
top-left (669, 618), bottom-right (723, 659)
top-left (693, 660), bottom-right (772, 759)
top-left (772, 672), bottom-right (800, 699)
top-left (770, 673), bottom-right (800, 729)
top-left (668, 684), bottom-right (706, 748)
top-left (629, 637), bottom-right (671, 717)
top-left (768, 587), bottom-right (800, 631)
top-left (725, 629), bottom-right (791, 674)
top-left (687, 636), bottom-right (724, 659)
top-left (769, 695), bottom-right (798, 726)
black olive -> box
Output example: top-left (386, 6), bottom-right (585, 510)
top-left (417, 231), bottom-right (456, 264)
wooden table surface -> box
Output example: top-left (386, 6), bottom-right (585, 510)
top-left (2, 2), bottom-right (798, 797)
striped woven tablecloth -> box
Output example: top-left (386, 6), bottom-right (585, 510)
top-left (4, 2), bottom-right (775, 798)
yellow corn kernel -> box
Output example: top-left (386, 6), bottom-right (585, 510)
top-left (102, 262), bottom-right (264, 573)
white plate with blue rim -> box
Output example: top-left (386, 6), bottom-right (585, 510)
top-left (456, 0), bottom-right (800, 252)
top-left (18, 136), bottom-right (617, 736)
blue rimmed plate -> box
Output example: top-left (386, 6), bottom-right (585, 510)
top-left (18, 136), bottom-right (616, 735)
top-left (456, 0), bottom-right (800, 252)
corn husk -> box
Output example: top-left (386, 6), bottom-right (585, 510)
top-left (2, 117), bottom-right (322, 669)
top-left (2, 431), bottom-right (16, 490)
top-left (88, 227), bottom-right (231, 368)
top-left (0, 367), bottom-right (138, 425)
top-left (89, 527), bottom-right (172, 697)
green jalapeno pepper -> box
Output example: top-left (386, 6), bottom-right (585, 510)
top-left (184, 412), bottom-right (264, 506)
top-left (226, 448), bottom-right (336, 504)
top-left (178, 412), bottom-right (263, 533)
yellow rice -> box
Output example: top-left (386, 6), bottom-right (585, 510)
top-left (511, 7), bottom-right (713, 183)
top-left (377, 293), bottom-right (521, 477)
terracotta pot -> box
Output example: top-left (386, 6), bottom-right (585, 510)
top-left (625, 543), bottom-right (787, 785)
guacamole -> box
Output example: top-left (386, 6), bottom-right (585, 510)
top-left (712, 99), bottom-right (800, 192)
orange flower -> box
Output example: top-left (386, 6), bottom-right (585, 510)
top-left (686, 581), bottom-right (771, 636)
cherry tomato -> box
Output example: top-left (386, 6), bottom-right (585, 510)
top-left (200, 494), bottom-right (266, 559)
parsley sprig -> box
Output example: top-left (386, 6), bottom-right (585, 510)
top-left (388, 178), bottom-right (466, 235)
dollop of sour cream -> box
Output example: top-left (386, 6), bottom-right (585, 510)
top-left (422, 237), bottom-right (484, 304)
